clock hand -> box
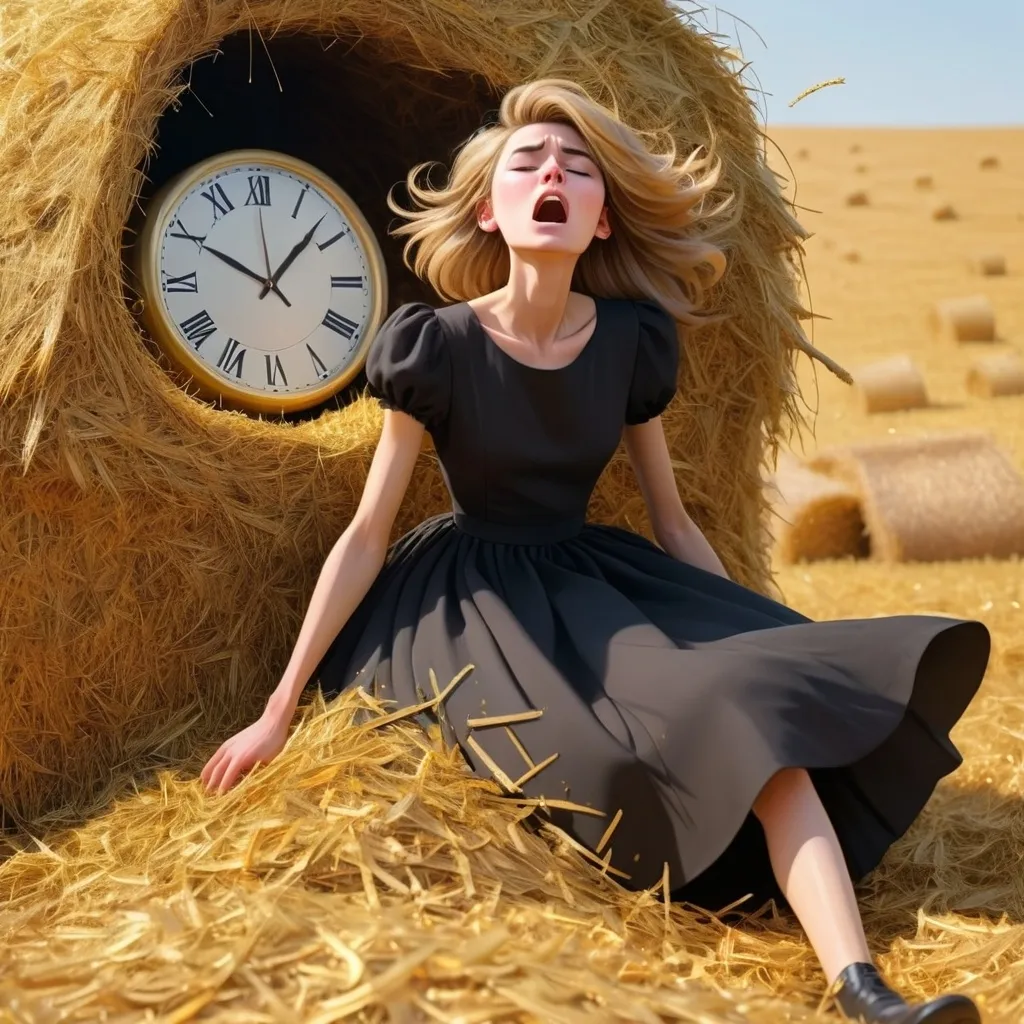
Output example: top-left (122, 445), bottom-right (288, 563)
top-left (203, 245), bottom-right (271, 286)
top-left (259, 214), bottom-right (326, 300)
top-left (257, 210), bottom-right (292, 307)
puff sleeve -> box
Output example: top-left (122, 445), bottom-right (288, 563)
top-left (625, 299), bottom-right (680, 425)
top-left (365, 303), bottom-right (450, 432)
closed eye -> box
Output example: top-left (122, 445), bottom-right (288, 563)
top-left (510, 166), bottom-right (591, 176)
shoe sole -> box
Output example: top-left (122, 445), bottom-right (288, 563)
top-left (903, 995), bottom-right (981, 1024)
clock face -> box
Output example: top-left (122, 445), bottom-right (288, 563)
top-left (142, 152), bottom-right (387, 411)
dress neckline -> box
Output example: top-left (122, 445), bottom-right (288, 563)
top-left (463, 298), bottom-right (603, 373)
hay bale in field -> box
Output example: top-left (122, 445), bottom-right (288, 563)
top-left (852, 354), bottom-right (929, 414)
top-left (966, 353), bottom-right (1024, 398)
top-left (766, 452), bottom-right (866, 563)
top-left (845, 189), bottom-right (870, 207)
top-left (930, 294), bottom-right (997, 343)
top-left (809, 432), bottom-right (1024, 562)
top-left (914, 173), bottom-right (934, 189)
top-left (932, 202), bottom-right (958, 221)
top-left (968, 252), bottom-right (1007, 276)
top-left (980, 155), bottom-right (1000, 170)
top-left (0, 0), bottom-right (847, 829)
top-left (841, 247), bottom-right (861, 263)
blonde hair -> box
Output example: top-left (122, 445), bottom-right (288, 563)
top-left (387, 78), bottom-right (731, 325)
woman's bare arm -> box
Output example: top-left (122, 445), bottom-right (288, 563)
top-left (623, 418), bottom-right (730, 579)
top-left (264, 409), bottom-right (427, 721)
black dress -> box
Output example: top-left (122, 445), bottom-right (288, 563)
top-left (314, 297), bottom-right (990, 911)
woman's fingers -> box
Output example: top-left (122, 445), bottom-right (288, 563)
top-left (204, 746), bottom-right (233, 792)
top-left (218, 754), bottom-right (245, 794)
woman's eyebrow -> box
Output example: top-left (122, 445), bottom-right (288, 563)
top-left (507, 140), bottom-right (595, 161)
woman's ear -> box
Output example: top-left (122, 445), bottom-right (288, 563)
top-left (594, 205), bottom-right (612, 240)
top-left (477, 198), bottom-right (500, 233)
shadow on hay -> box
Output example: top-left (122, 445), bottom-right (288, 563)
top-left (121, 30), bottom-right (499, 420)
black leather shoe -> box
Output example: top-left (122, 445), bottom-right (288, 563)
top-left (834, 962), bottom-right (981, 1024)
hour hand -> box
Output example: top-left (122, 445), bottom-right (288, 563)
top-left (205, 243), bottom-right (291, 306)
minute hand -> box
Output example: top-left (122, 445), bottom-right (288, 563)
top-left (260, 214), bottom-right (326, 299)
top-left (203, 245), bottom-right (267, 286)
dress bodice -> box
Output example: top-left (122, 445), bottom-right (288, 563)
top-left (365, 297), bottom-right (679, 530)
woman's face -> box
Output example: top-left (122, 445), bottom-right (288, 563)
top-left (478, 121), bottom-right (611, 254)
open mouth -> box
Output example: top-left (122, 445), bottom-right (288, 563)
top-left (533, 195), bottom-right (568, 223)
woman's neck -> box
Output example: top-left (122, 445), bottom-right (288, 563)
top-left (488, 250), bottom-right (582, 347)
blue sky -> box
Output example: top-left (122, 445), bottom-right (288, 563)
top-left (682, 2), bottom-right (1024, 127)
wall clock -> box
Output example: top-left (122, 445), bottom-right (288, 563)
top-left (134, 149), bottom-right (388, 414)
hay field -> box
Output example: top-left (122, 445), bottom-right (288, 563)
top-left (1, 127), bottom-right (1023, 1023)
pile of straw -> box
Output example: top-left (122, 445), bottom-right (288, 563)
top-left (0, 0), bottom-right (841, 830)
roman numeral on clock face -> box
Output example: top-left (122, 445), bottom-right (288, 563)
top-left (321, 309), bottom-right (359, 339)
top-left (178, 309), bottom-right (217, 349)
top-left (317, 228), bottom-right (348, 251)
top-left (216, 337), bottom-right (246, 378)
top-left (331, 276), bottom-right (363, 289)
top-left (265, 353), bottom-right (288, 387)
top-left (307, 344), bottom-right (329, 379)
top-left (245, 175), bottom-right (271, 206)
top-left (201, 182), bottom-right (235, 220)
top-left (163, 270), bottom-right (198, 293)
top-left (291, 186), bottom-right (309, 220)
top-left (169, 219), bottom-right (206, 250)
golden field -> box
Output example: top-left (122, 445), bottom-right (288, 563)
top-left (1, 126), bottom-right (1023, 1023)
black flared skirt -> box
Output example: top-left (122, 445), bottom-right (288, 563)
top-left (315, 512), bottom-right (990, 911)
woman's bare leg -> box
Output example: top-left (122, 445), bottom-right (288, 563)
top-left (752, 767), bottom-right (871, 984)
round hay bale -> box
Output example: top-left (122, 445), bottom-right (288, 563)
top-left (796, 146), bottom-right (810, 159)
top-left (913, 173), bottom-right (934, 189)
top-left (930, 294), bottom-right (997, 343)
top-left (849, 143), bottom-right (862, 154)
top-left (854, 163), bottom-right (868, 174)
top-left (809, 432), bottom-right (1024, 562)
top-left (980, 155), bottom-right (1000, 170)
top-left (766, 453), bottom-right (866, 563)
top-left (968, 252), bottom-right (1007, 276)
top-left (931, 202), bottom-right (958, 221)
top-left (845, 189), bottom-right (869, 207)
top-left (852, 354), bottom-right (929, 413)
top-left (966, 353), bottom-right (1024, 398)
top-left (0, 1), bottom-right (846, 827)
top-left (841, 247), bottom-right (861, 263)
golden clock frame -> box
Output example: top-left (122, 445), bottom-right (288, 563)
top-left (133, 148), bottom-right (389, 415)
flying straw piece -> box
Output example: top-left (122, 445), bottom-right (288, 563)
top-left (788, 77), bottom-right (846, 107)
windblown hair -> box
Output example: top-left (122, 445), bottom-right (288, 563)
top-left (388, 78), bottom-right (731, 324)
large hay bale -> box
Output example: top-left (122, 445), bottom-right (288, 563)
top-left (765, 453), bottom-right (866, 563)
top-left (0, 0), bottom-right (844, 827)
top-left (809, 432), bottom-right (1024, 562)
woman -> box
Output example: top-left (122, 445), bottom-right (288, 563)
top-left (202, 79), bottom-right (989, 1023)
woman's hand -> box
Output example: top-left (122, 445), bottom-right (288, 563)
top-left (200, 711), bottom-right (291, 794)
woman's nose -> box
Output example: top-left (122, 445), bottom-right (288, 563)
top-left (540, 158), bottom-right (565, 184)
